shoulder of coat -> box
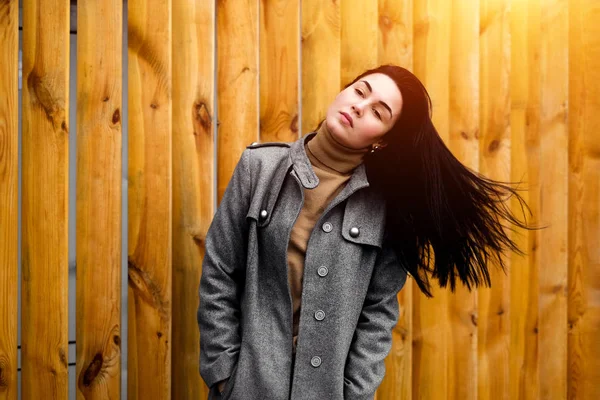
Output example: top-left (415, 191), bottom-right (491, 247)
top-left (246, 141), bottom-right (291, 150)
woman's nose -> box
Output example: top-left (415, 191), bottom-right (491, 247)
top-left (351, 103), bottom-right (364, 116)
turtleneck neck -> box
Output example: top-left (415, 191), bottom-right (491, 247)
top-left (305, 122), bottom-right (368, 175)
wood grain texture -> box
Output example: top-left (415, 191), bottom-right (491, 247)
top-left (376, 1), bottom-right (413, 398)
top-left (412, 1), bottom-right (451, 399)
top-left (539, 1), bottom-right (569, 398)
top-left (75, 0), bottom-right (123, 398)
top-left (378, 0), bottom-right (412, 69)
top-left (127, 0), bottom-right (172, 398)
top-left (341, 0), bottom-right (378, 86)
top-left (301, 0), bottom-right (340, 134)
top-left (172, 0), bottom-right (214, 398)
top-left (567, 0), bottom-right (600, 398)
top-left (21, 0), bottom-right (70, 398)
top-left (510, 1), bottom-right (541, 399)
top-left (0, 0), bottom-right (18, 399)
top-left (413, 0), bottom-right (450, 141)
top-left (259, 0), bottom-right (299, 142)
top-left (448, 1), bottom-right (479, 399)
top-left (217, 0), bottom-right (258, 202)
top-left (479, 0), bottom-right (511, 399)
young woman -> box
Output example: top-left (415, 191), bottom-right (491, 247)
top-left (198, 65), bottom-right (531, 400)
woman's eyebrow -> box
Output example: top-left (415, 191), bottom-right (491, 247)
top-left (359, 80), bottom-right (393, 119)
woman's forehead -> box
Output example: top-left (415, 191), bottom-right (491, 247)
top-left (354, 73), bottom-right (403, 113)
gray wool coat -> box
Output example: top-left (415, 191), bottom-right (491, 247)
top-left (198, 132), bottom-right (408, 400)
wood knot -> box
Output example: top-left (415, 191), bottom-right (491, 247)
top-left (471, 313), bottom-right (478, 326)
top-left (192, 231), bottom-right (206, 246)
top-left (59, 347), bottom-right (68, 368)
top-left (150, 103), bottom-right (158, 109)
top-left (0, 358), bottom-right (8, 390)
top-left (290, 115), bottom-right (298, 133)
top-left (488, 139), bottom-right (500, 152)
top-left (157, 331), bottom-right (163, 338)
top-left (379, 15), bottom-right (392, 30)
top-left (193, 101), bottom-right (212, 131)
top-left (113, 335), bottom-right (121, 347)
top-left (112, 108), bottom-right (121, 124)
top-left (82, 353), bottom-right (103, 387)
top-left (27, 70), bottom-right (67, 131)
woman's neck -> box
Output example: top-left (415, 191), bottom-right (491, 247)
top-left (306, 122), bottom-right (367, 175)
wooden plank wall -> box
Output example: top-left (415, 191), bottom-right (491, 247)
top-left (412, 1), bottom-right (452, 398)
top-left (171, 0), bottom-right (215, 399)
top-left (0, 0), bottom-right (18, 399)
top-left (480, 1), bottom-right (509, 399)
top-left (510, 1), bottom-right (541, 398)
top-left (377, 1), bottom-right (413, 399)
top-left (127, 0), bottom-right (172, 398)
top-left (1, 0), bottom-right (598, 398)
top-left (259, 0), bottom-right (299, 142)
top-left (449, 1), bottom-right (479, 399)
top-left (216, 0), bottom-right (258, 203)
top-left (20, 0), bottom-right (70, 398)
top-left (75, 0), bottom-right (123, 398)
top-left (568, 1), bottom-right (600, 399)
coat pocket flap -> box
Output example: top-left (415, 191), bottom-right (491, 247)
top-left (341, 189), bottom-right (386, 248)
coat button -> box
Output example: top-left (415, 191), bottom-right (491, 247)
top-left (314, 310), bottom-right (325, 321)
top-left (322, 222), bottom-right (333, 233)
top-left (310, 356), bottom-right (322, 368)
top-left (259, 209), bottom-right (268, 220)
top-left (349, 227), bottom-right (360, 238)
top-left (317, 266), bottom-right (328, 277)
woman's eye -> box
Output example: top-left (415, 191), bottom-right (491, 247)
top-left (373, 109), bottom-right (381, 120)
top-left (355, 89), bottom-right (364, 97)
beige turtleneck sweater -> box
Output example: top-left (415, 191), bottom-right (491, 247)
top-left (288, 123), bottom-right (367, 354)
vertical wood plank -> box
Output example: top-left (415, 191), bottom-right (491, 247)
top-left (509, 0), bottom-right (542, 399)
top-left (301, 0), bottom-right (340, 133)
top-left (376, 1), bottom-right (413, 399)
top-left (172, 0), bottom-right (214, 398)
top-left (0, 0), bottom-right (19, 399)
top-left (413, 0), bottom-right (450, 140)
top-left (479, 0), bottom-right (511, 399)
top-left (539, 1), bottom-right (569, 398)
top-left (75, 0), bottom-right (123, 397)
top-left (217, 0), bottom-right (258, 202)
top-left (21, 0), bottom-right (70, 398)
top-left (340, 0), bottom-right (378, 86)
top-left (448, 0), bottom-right (479, 399)
top-left (127, 0), bottom-right (172, 398)
top-left (567, 0), bottom-right (600, 398)
top-left (412, 1), bottom-right (451, 399)
top-left (378, 0), bottom-right (412, 69)
top-left (259, 0), bottom-right (299, 142)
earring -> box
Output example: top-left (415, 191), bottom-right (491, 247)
top-left (371, 144), bottom-right (381, 153)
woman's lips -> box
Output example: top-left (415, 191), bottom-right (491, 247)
top-left (340, 111), bottom-right (353, 127)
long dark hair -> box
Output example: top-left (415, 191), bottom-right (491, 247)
top-left (333, 65), bottom-right (539, 297)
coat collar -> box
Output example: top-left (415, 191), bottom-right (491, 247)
top-left (255, 133), bottom-right (385, 247)
top-left (289, 132), bottom-right (370, 191)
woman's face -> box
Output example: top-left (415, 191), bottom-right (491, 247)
top-left (324, 72), bottom-right (403, 149)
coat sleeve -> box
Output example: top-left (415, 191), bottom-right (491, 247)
top-left (198, 149), bottom-right (251, 389)
top-left (343, 242), bottom-right (407, 400)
